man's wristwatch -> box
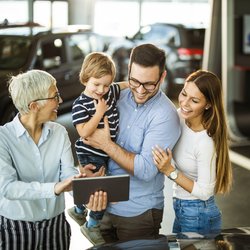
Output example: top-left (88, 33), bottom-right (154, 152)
top-left (168, 169), bottom-right (179, 181)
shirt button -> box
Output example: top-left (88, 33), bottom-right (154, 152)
top-left (135, 109), bottom-right (137, 111)
top-left (43, 209), bottom-right (46, 212)
top-left (127, 125), bottom-right (130, 129)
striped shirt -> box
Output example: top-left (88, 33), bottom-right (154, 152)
top-left (72, 83), bottom-right (120, 158)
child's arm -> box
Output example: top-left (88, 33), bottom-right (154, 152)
top-left (76, 99), bottom-right (108, 139)
top-left (118, 81), bottom-right (129, 90)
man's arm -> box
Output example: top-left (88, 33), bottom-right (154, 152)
top-left (83, 117), bottom-right (135, 175)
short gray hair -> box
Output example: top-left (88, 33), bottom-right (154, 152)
top-left (8, 69), bottom-right (56, 114)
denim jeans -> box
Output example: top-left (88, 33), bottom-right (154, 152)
top-left (77, 153), bottom-right (108, 221)
top-left (78, 153), bottom-right (108, 173)
top-left (173, 196), bottom-right (221, 235)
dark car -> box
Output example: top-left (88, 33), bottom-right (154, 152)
top-left (107, 23), bottom-right (205, 97)
top-left (0, 24), bottom-right (105, 125)
top-left (87, 227), bottom-right (250, 250)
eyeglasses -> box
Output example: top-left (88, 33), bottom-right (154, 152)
top-left (30, 92), bottom-right (61, 105)
top-left (128, 76), bottom-right (160, 92)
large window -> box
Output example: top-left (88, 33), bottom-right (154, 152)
top-left (0, 1), bottom-right (28, 23)
top-left (141, 2), bottom-right (210, 27)
top-left (0, 1), bottom-right (68, 28)
top-left (94, 1), bottom-right (140, 37)
top-left (34, 1), bottom-right (68, 27)
top-left (94, 0), bottom-right (210, 37)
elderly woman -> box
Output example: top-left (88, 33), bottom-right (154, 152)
top-left (0, 70), bottom-right (107, 250)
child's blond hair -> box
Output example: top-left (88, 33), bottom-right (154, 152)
top-left (79, 52), bottom-right (116, 85)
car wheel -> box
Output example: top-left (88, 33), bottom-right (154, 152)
top-left (1, 103), bottom-right (17, 125)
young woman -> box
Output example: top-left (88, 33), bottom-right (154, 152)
top-left (152, 70), bottom-right (232, 235)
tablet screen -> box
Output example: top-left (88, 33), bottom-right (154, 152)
top-left (72, 174), bottom-right (130, 205)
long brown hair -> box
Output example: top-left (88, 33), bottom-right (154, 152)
top-left (186, 70), bottom-right (232, 194)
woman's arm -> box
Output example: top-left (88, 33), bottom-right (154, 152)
top-left (152, 146), bottom-right (194, 193)
top-left (152, 143), bottom-right (215, 200)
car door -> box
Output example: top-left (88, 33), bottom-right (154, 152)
top-left (66, 33), bottom-right (93, 101)
top-left (37, 35), bottom-right (81, 113)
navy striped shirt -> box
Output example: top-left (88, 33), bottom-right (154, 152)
top-left (72, 83), bottom-right (120, 158)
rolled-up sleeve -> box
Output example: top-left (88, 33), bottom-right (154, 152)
top-left (134, 107), bottom-right (181, 181)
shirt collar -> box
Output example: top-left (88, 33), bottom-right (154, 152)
top-left (13, 114), bottom-right (26, 138)
top-left (13, 114), bottom-right (51, 140)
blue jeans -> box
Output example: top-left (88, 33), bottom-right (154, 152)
top-left (77, 153), bottom-right (108, 221)
top-left (78, 153), bottom-right (108, 173)
top-left (173, 196), bottom-right (221, 235)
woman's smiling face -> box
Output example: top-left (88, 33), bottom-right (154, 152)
top-left (178, 81), bottom-right (208, 123)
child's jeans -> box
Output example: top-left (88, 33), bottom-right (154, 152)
top-left (78, 153), bottom-right (108, 173)
top-left (77, 153), bottom-right (109, 220)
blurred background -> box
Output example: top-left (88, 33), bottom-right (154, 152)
top-left (1, 0), bottom-right (250, 249)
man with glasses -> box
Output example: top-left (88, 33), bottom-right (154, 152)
top-left (84, 44), bottom-right (181, 242)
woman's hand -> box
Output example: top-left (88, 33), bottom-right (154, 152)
top-left (152, 145), bottom-right (174, 176)
top-left (54, 173), bottom-right (85, 195)
top-left (86, 191), bottom-right (107, 211)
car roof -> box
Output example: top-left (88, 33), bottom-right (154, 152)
top-left (0, 24), bottom-right (92, 37)
top-left (151, 22), bottom-right (205, 30)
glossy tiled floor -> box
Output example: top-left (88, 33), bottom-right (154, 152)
top-left (65, 194), bottom-right (93, 249)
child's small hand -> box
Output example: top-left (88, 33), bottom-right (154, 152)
top-left (94, 98), bottom-right (108, 116)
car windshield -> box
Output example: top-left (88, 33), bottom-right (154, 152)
top-left (184, 29), bottom-right (205, 47)
top-left (0, 36), bottom-right (32, 69)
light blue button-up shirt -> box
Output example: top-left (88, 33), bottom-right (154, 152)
top-left (0, 115), bottom-right (78, 222)
top-left (107, 89), bottom-right (181, 217)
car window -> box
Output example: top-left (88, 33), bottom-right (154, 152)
top-left (153, 25), bottom-right (180, 46)
top-left (0, 36), bottom-right (31, 69)
top-left (89, 34), bottom-right (105, 52)
top-left (132, 25), bottom-right (180, 46)
top-left (132, 26), bottom-right (150, 40)
top-left (40, 38), bottom-right (65, 70)
top-left (69, 34), bottom-right (91, 61)
top-left (183, 29), bottom-right (205, 47)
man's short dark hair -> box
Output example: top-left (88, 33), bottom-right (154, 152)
top-left (129, 44), bottom-right (166, 76)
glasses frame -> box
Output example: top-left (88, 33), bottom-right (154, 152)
top-left (29, 92), bottom-right (61, 106)
top-left (128, 64), bottom-right (162, 92)
top-left (128, 75), bottom-right (161, 92)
